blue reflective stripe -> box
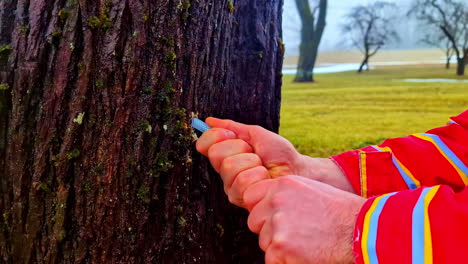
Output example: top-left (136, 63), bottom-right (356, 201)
top-left (370, 146), bottom-right (418, 190)
top-left (412, 188), bottom-right (431, 264)
top-left (448, 120), bottom-right (459, 125)
top-left (367, 192), bottom-right (396, 264)
top-left (420, 133), bottom-right (468, 177)
top-left (370, 145), bottom-right (380, 152)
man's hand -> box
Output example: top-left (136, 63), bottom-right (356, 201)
top-left (244, 176), bottom-right (365, 264)
top-left (195, 117), bottom-right (355, 207)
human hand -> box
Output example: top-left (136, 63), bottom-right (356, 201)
top-left (244, 175), bottom-right (365, 264)
top-left (195, 117), bottom-right (305, 207)
top-left (195, 118), bottom-right (355, 207)
top-left (196, 117), bottom-right (303, 177)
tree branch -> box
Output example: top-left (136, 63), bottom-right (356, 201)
top-left (440, 25), bottom-right (461, 59)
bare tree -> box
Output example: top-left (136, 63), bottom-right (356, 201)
top-left (294, 0), bottom-right (327, 82)
top-left (410, 0), bottom-right (468, 75)
top-left (421, 31), bottom-right (455, 69)
top-left (341, 2), bottom-right (399, 73)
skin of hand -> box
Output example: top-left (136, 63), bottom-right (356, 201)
top-left (195, 117), bottom-right (355, 207)
top-left (244, 175), bottom-right (366, 264)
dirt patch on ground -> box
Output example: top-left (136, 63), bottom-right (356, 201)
top-left (284, 49), bottom-right (447, 65)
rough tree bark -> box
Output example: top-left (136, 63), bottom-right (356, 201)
top-left (0, 0), bottom-right (283, 263)
top-left (294, 0), bottom-right (327, 82)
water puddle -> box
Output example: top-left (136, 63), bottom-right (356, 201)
top-left (282, 59), bottom-right (461, 75)
top-left (402, 78), bottom-right (468, 83)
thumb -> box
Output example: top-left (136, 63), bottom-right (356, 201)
top-left (206, 117), bottom-right (257, 145)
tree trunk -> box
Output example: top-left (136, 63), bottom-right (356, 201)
top-left (457, 57), bottom-right (465, 76)
top-left (445, 49), bottom-right (451, 69)
top-left (295, 30), bottom-right (317, 82)
top-left (294, 0), bottom-right (327, 82)
top-left (0, 0), bottom-right (283, 263)
top-left (358, 57), bottom-right (369, 73)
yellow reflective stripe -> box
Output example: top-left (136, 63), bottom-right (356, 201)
top-left (360, 151), bottom-right (368, 198)
top-left (361, 193), bottom-right (396, 264)
top-left (361, 196), bottom-right (381, 264)
top-left (424, 186), bottom-right (440, 264)
top-left (374, 146), bottom-right (421, 189)
top-left (413, 134), bottom-right (468, 185)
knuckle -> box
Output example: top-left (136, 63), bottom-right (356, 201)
top-left (270, 193), bottom-right (286, 209)
top-left (220, 156), bottom-right (235, 173)
top-left (243, 195), bottom-right (255, 210)
top-left (207, 144), bottom-right (222, 160)
top-left (247, 214), bottom-right (258, 233)
top-left (277, 175), bottom-right (298, 187)
top-left (236, 170), bottom-right (251, 187)
top-left (235, 139), bottom-right (251, 150)
top-left (249, 153), bottom-right (262, 164)
top-left (227, 195), bottom-right (236, 205)
top-left (265, 250), bottom-right (283, 264)
top-left (270, 233), bottom-right (288, 252)
top-left (227, 191), bottom-right (243, 207)
top-left (195, 139), bottom-right (203, 151)
top-left (250, 125), bottom-right (263, 132)
top-left (271, 213), bottom-right (285, 229)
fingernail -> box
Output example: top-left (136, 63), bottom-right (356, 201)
top-left (224, 130), bottom-right (236, 138)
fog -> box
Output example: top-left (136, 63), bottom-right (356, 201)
top-left (282, 0), bottom-right (429, 56)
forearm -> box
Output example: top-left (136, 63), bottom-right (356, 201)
top-left (298, 154), bottom-right (356, 193)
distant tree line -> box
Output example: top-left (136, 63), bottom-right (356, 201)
top-left (294, 0), bottom-right (467, 81)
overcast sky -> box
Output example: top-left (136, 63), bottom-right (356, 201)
top-left (282, 0), bottom-right (423, 55)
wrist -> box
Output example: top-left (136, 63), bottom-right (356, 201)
top-left (297, 155), bottom-right (356, 193)
top-left (335, 195), bottom-right (366, 263)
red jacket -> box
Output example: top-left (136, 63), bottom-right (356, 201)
top-left (332, 110), bottom-right (468, 264)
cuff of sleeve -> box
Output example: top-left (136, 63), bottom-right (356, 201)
top-left (332, 148), bottom-right (406, 198)
top-left (331, 150), bottom-right (362, 195)
top-left (352, 196), bottom-right (375, 264)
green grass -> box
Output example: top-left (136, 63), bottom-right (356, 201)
top-left (279, 66), bottom-right (468, 157)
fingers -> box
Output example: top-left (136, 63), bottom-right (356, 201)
top-left (207, 139), bottom-right (253, 172)
top-left (247, 196), bottom-right (271, 234)
top-left (265, 249), bottom-right (285, 264)
top-left (227, 165), bottom-right (270, 208)
top-left (260, 212), bottom-right (287, 253)
top-left (243, 179), bottom-right (275, 211)
top-left (220, 153), bottom-right (263, 188)
top-left (259, 215), bottom-right (273, 251)
top-left (196, 128), bottom-right (237, 156)
top-left (206, 117), bottom-right (263, 146)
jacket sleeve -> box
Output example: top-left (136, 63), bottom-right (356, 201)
top-left (331, 110), bottom-right (468, 198)
top-left (352, 185), bottom-right (468, 264)
top-left (330, 110), bottom-right (468, 263)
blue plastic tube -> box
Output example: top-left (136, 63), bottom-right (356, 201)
top-left (191, 118), bottom-right (211, 133)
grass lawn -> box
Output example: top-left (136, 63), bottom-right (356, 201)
top-left (279, 65), bottom-right (468, 158)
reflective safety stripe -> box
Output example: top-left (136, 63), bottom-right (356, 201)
top-left (447, 119), bottom-right (459, 126)
top-left (413, 133), bottom-right (468, 185)
top-left (412, 186), bottom-right (441, 264)
top-left (371, 145), bottom-right (420, 189)
top-left (360, 151), bottom-right (368, 198)
top-left (362, 193), bottom-right (396, 264)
